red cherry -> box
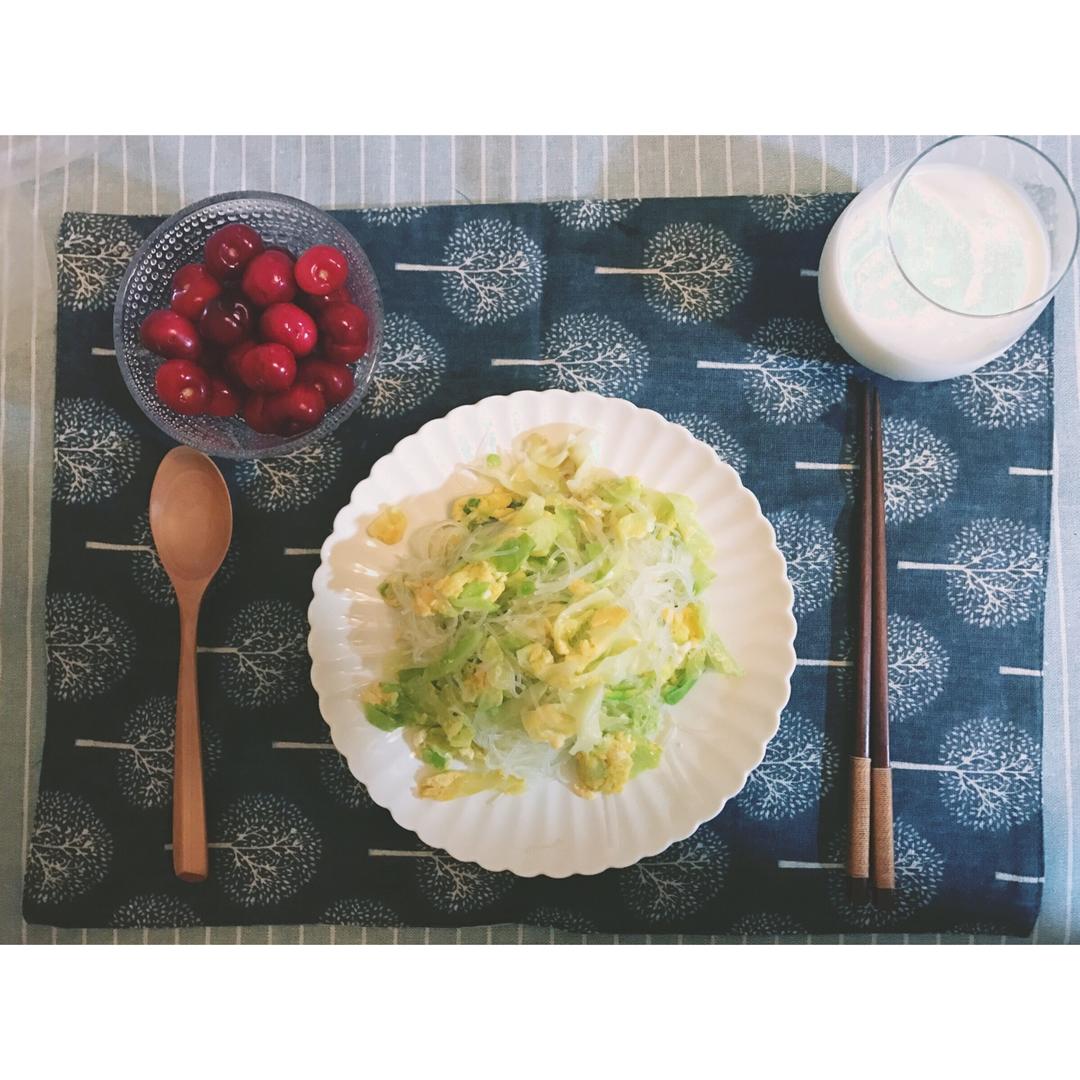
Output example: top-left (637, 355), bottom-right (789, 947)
top-left (224, 340), bottom-right (257, 385)
top-left (297, 357), bottom-right (355, 406)
top-left (140, 309), bottom-right (202, 361)
top-left (265, 383), bottom-right (326, 435)
top-left (241, 250), bottom-right (297, 307)
top-left (318, 301), bottom-right (370, 347)
top-left (259, 302), bottom-right (317, 357)
top-left (294, 244), bottom-right (349, 295)
top-left (204, 223), bottom-right (264, 281)
top-left (242, 394), bottom-right (277, 434)
top-left (206, 376), bottom-right (242, 417)
top-left (199, 293), bottom-right (253, 347)
top-left (155, 358), bottom-right (210, 415)
top-left (297, 285), bottom-right (351, 314)
top-left (323, 339), bottom-right (368, 364)
top-left (197, 346), bottom-right (225, 373)
top-left (170, 263), bottom-right (222, 321)
top-left (239, 343), bottom-right (297, 393)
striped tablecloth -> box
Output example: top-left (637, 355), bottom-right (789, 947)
top-left (2, 135), bottom-right (1076, 945)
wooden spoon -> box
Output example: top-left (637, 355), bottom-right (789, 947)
top-left (149, 446), bottom-right (233, 882)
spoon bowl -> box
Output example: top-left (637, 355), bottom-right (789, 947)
top-left (149, 446), bottom-right (233, 883)
top-left (151, 448), bottom-right (233, 586)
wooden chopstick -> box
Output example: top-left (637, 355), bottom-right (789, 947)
top-left (868, 386), bottom-right (895, 908)
top-left (846, 381), bottom-right (873, 904)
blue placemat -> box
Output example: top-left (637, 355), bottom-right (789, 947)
top-left (23, 195), bottom-right (1051, 935)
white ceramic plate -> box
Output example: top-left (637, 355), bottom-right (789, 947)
top-left (308, 390), bottom-right (796, 877)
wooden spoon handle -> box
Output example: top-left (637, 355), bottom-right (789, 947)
top-left (173, 597), bottom-right (208, 883)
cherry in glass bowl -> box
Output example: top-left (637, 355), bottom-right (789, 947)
top-left (114, 191), bottom-right (383, 458)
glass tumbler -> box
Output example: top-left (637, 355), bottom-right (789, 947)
top-left (818, 135), bottom-right (1078, 381)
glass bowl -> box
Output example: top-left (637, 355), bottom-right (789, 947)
top-left (113, 191), bottom-right (383, 458)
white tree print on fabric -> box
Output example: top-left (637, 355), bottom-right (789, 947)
top-left (898, 517), bottom-right (1047, 629)
top-left (45, 592), bottom-right (135, 702)
top-left (950, 330), bottom-right (1051, 429)
top-left (737, 711), bottom-right (838, 820)
top-left (834, 614), bottom-right (950, 724)
top-left (368, 848), bottom-right (514, 914)
top-left (360, 205), bottom-right (428, 227)
top-left (770, 509), bottom-right (847, 617)
top-left (319, 748), bottom-right (373, 810)
top-left (492, 313), bottom-right (648, 397)
top-left (198, 599), bottom-right (308, 708)
top-left (665, 412), bottom-right (749, 474)
top-left (416, 855), bottom-right (509, 915)
top-left (749, 193), bottom-right (848, 233)
top-left (417, 853), bottom-right (513, 915)
top-left (826, 819), bottom-right (944, 930)
top-left (57, 213), bottom-right (142, 310)
top-left (894, 717), bottom-right (1040, 832)
top-left (839, 416), bottom-right (958, 524)
top-left (322, 897), bottom-right (402, 926)
top-left (699, 317), bottom-right (848, 425)
top-left (395, 219), bottom-right (546, 325)
top-left (729, 912), bottom-right (806, 935)
top-left (882, 616), bottom-right (950, 723)
top-left (233, 435), bottom-right (343, 512)
top-left (618, 828), bottom-right (728, 921)
top-left (527, 907), bottom-right (599, 934)
top-left (361, 312), bottom-right (446, 418)
top-left (53, 397), bottom-right (141, 506)
top-left (75, 695), bottom-right (222, 809)
top-left (549, 198), bottom-right (640, 231)
top-left (111, 894), bottom-right (199, 928)
top-left (596, 221), bottom-right (752, 323)
top-left (211, 794), bottom-right (322, 908)
top-left (86, 511), bottom-right (237, 606)
top-left (25, 791), bottom-right (113, 905)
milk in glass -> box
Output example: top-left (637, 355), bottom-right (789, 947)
top-left (818, 163), bottom-right (1052, 381)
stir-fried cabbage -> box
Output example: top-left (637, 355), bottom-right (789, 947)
top-left (362, 429), bottom-right (739, 799)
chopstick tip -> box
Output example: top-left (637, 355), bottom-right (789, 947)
top-left (872, 887), bottom-right (895, 911)
top-left (847, 876), bottom-right (870, 905)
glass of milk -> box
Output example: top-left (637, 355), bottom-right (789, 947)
top-left (818, 135), bottom-right (1077, 381)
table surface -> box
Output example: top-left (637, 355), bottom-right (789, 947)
top-left (2, 135), bottom-right (1076, 945)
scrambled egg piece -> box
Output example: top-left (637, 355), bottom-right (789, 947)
top-left (409, 581), bottom-right (447, 617)
top-left (418, 769), bottom-right (524, 800)
top-left (544, 606), bottom-right (633, 685)
top-left (552, 598), bottom-right (628, 659)
top-left (573, 732), bottom-right (636, 797)
top-left (361, 683), bottom-right (398, 708)
top-left (516, 642), bottom-right (554, 677)
top-left (406, 562), bottom-right (506, 617)
top-left (590, 605), bottom-right (630, 639)
top-left (662, 603), bottom-right (704, 644)
top-left (522, 705), bottom-right (577, 750)
top-left (460, 666), bottom-right (490, 704)
top-left (452, 488), bottom-right (516, 523)
top-left (433, 561), bottom-right (506, 603)
top-left (567, 638), bottom-right (602, 666)
top-left (367, 506), bottom-right (407, 545)
top-left (566, 605), bottom-right (630, 663)
top-left (552, 613), bottom-right (583, 657)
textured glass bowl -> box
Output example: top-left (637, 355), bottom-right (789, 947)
top-left (114, 191), bottom-right (383, 458)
